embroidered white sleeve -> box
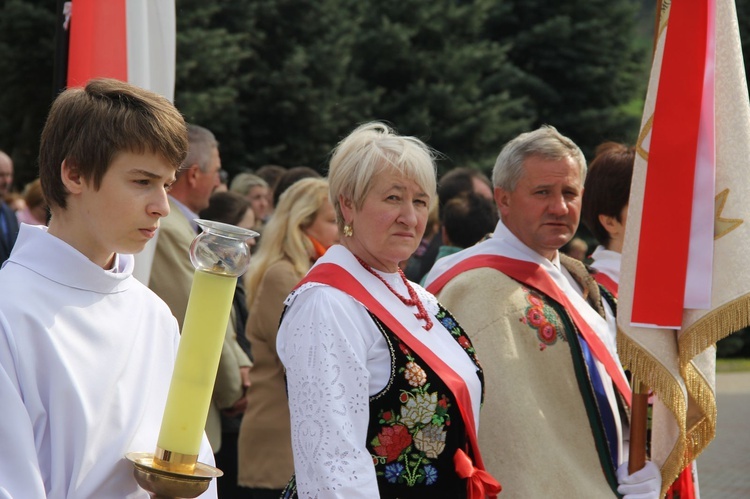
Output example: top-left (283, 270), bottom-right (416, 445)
top-left (278, 287), bottom-right (380, 498)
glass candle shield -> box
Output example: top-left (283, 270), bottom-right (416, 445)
top-left (154, 220), bottom-right (258, 473)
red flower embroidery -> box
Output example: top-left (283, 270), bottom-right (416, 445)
top-left (539, 322), bottom-right (556, 342)
top-left (383, 411), bottom-right (392, 421)
top-left (527, 294), bottom-right (544, 307)
top-left (527, 307), bottom-right (545, 326)
top-left (458, 336), bottom-right (471, 349)
top-left (399, 392), bottom-right (409, 403)
top-left (373, 424), bottom-right (413, 462)
top-left (521, 289), bottom-right (562, 348)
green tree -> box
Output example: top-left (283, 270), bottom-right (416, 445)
top-left (0, 0), bottom-right (661, 188)
top-left (232, 0), bottom-right (376, 172)
top-left (178, 0), bottom-right (534, 175)
top-left (486, 0), bottom-right (649, 159)
top-left (351, 0), bottom-right (533, 174)
top-left (174, 1), bottom-right (253, 174)
top-left (0, 0), bottom-right (56, 187)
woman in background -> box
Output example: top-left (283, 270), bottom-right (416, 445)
top-left (237, 177), bottom-right (338, 499)
top-left (230, 172), bottom-right (272, 226)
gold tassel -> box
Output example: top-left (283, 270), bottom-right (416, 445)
top-left (617, 329), bottom-right (687, 497)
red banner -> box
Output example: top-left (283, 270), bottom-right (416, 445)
top-left (67, 0), bottom-right (128, 87)
top-left (631, 0), bottom-right (708, 327)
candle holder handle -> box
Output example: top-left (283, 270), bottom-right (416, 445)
top-left (127, 452), bottom-right (222, 499)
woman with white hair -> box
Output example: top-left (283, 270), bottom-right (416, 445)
top-left (277, 123), bottom-right (500, 498)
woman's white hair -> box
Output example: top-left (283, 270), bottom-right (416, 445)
top-left (328, 122), bottom-right (437, 230)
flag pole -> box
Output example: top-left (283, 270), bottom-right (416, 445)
top-left (627, 0), bottom-right (663, 475)
top-left (52, 0), bottom-right (70, 97)
top-left (628, 383), bottom-right (649, 473)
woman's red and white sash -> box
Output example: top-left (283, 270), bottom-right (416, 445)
top-left (296, 262), bottom-right (501, 499)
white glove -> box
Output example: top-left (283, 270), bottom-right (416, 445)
top-left (616, 461), bottom-right (662, 499)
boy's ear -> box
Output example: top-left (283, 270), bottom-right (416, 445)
top-left (60, 159), bottom-right (84, 195)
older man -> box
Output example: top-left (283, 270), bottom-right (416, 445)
top-left (424, 126), bottom-right (660, 498)
top-left (0, 151), bottom-right (19, 264)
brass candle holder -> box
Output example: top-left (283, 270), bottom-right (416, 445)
top-left (129, 220), bottom-right (257, 498)
top-left (126, 451), bottom-right (222, 499)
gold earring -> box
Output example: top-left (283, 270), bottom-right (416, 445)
top-left (343, 224), bottom-right (353, 237)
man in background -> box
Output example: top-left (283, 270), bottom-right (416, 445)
top-left (0, 151), bottom-right (19, 264)
top-left (424, 126), bottom-right (661, 498)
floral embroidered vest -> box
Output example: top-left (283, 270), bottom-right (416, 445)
top-left (281, 306), bottom-right (483, 499)
top-left (365, 306), bottom-right (483, 498)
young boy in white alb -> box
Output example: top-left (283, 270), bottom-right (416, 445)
top-left (0, 79), bottom-right (217, 498)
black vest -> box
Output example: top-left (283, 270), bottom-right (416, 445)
top-left (282, 306), bottom-right (483, 498)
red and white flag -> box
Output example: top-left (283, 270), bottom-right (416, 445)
top-left (67, 0), bottom-right (176, 102)
top-left (618, 0), bottom-right (750, 494)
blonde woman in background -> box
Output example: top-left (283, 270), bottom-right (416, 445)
top-left (237, 177), bottom-right (339, 499)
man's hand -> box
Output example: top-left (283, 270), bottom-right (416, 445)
top-left (616, 461), bottom-right (661, 499)
top-left (240, 365), bottom-right (251, 392)
top-left (221, 366), bottom-right (252, 418)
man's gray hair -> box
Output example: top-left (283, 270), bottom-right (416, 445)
top-left (492, 125), bottom-right (586, 191)
top-left (181, 124), bottom-right (218, 173)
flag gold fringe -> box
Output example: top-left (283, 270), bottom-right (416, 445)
top-left (680, 362), bottom-right (716, 460)
top-left (617, 329), bottom-right (686, 497)
top-left (679, 293), bottom-right (750, 459)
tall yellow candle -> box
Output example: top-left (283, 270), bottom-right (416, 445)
top-left (155, 269), bottom-right (236, 468)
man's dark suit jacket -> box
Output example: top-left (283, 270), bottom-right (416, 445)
top-left (0, 201), bottom-right (20, 265)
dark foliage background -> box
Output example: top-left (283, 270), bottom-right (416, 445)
top-left (1, 0), bottom-right (656, 182)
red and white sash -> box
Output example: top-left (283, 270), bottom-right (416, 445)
top-left (296, 258), bottom-right (501, 499)
top-left (424, 240), bottom-right (631, 404)
top-left (593, 272), bottom-right (619, 298)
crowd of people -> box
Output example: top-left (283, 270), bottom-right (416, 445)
top-left (0, 78), bottom-right (680, 499)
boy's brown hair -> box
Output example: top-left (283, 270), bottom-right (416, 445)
top-left (39, 78), bottom-right (188, 209)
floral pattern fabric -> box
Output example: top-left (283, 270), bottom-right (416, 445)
top-left (519, 286), bottom-right (567, 351)
top-left (281, 306), bottom-right (482, 499)
top-left (366, 308), bottom-right (481, 497)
